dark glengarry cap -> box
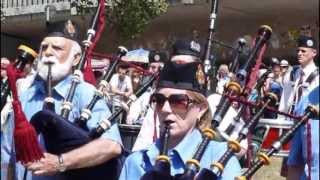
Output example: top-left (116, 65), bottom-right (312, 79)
top-left (172, 39), bottom-right (202, 58)
top-left (46, 19), bottom-right (80, 43)
top-left (149, 50), bottom-right (168, 63)
top-left (297, 35), bottom-right (317, 49)
top-left (158, 61), bottom-right (202, 93)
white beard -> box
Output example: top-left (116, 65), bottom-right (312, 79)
top-left (37, 55), bottom-right (74, 82)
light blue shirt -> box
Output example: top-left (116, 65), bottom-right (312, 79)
top-left (119, 128), bottom-right (241, 180)
top-left (1, 75), bottom-right (122, 180)
top-left (287, 86), bottom-right (319, 180)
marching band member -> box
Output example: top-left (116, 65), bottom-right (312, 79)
top-left (1, 20), bottom-right (122, 180)
top-left (131, 39), bottom-right (203, 152)
top-left (126, 50), bottom-right (166, 126)
top-left (119, 61), bottom-right (241, 180)
top-left (279, 35), bottom-right (319, 117)
top-left (287, 85), bottom-right (319, 180)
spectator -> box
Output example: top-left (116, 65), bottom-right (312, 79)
top-left (109, 64), bottom-right (133, 123)
top-left (216, 64), bottom-right (230, 94)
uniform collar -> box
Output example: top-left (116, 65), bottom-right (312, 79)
top-left (300, 62), bottom-right (317, 78)
top-left (27, 74), bottom-right (73, 101)
top-left (171, 129), bottom-right (202, 164)
top-left (145, 128), bottom-right (203, 166)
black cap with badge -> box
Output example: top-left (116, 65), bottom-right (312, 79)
top-left (157, 61), bottom-right (203, 94)
top-left (46, 19), bottom-right (80, 44)
top-left (149, 50), bottom-right (168, 63)
top-left (297, 35), bottom-right (317, 49)
top-left (172, 39), bottom-right (202, 58)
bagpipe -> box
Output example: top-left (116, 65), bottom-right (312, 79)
top-left (224, 67), bottom-right (272, 136)
top-left (195, 92), bottom-right (278, 180)
top-left (212, 25), bottom-right (272, 129)
top-left (74, 46), bottom-right (128, 130)
top-left (1, 45), bottom-right (37, 111)
top-left (229, 38), bottom-right (247, 74)
top-left (23, 0), bottom-right (129, 179)
top-left (203, 0), bottom-right (219, 94)
top-left (235, 105), bottom-right (319, 180)
top-left (140, 123), bottom-right (174, 180)
top-left (29, 35), bottom-right (158, 180)
top-left (172, 25), bottom-right (272, 180)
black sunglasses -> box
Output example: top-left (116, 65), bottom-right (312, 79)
top-left (150, 93), bottom-right (194, 109)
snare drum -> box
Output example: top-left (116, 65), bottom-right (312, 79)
top-left (259, 118), bottom-right (294, 157)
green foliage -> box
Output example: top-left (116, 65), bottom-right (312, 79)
top-left (71, 0), bottom-right (168, 42)
top-left (111, 0), bottom-right (168, 41)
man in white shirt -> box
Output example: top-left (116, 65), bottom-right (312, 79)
top-left (279, 35), bottom-right (319, 117)
top-left (109, 64), bottom-right (133, 123)
top-left (278, 35), bottom-right (318, 177)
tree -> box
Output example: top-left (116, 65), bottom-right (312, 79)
top-left (72, 0), bottom-right (168, 42)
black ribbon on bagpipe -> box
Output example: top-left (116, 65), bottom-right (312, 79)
top-left (235, 105), bottom-right (319, 180)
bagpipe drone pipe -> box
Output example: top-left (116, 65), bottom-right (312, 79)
top-left (140, 123), bottom-right (175, 180)
top-left (74, 46), bottom-right (128, 130)
top-left (173, 25), bottom-right (272, 180)
top-left (212, 25), bottom-right (272, 129)
top-left (202, 0), bottom-right (219, 94)
top-left (235, 105), bottom-right (319, 180)
top-left (194, 90), bottom-right (279, 180)
top-left (224, 67), bottom-right (273, 136)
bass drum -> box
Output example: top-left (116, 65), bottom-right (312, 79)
top-left (259, 118), bottom-right (294, 157)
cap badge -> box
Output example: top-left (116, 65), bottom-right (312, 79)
top-left (190, 41), bottom-right (201, 53)
top-left (64, 20), bottom-right (76, 37)
top-left (306, 40), bottom-right (314, 47)
top-left (154, 54), bottom-right (160, 61)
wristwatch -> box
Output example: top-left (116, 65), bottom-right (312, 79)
top-left (57, 154), bottom-right (67, 172)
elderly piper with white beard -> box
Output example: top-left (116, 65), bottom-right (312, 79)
top-left (37, 37), bottom-right (81, 84)
top-left (0, 20), bottom-right (122, 180)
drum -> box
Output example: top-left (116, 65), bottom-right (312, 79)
top-left (259, 118), bottom-right (294, 157)
top-left (119, 124), bottom-right (141, 151)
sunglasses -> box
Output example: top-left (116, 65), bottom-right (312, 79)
top-left (150, 93), bottom-right (194, 109)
